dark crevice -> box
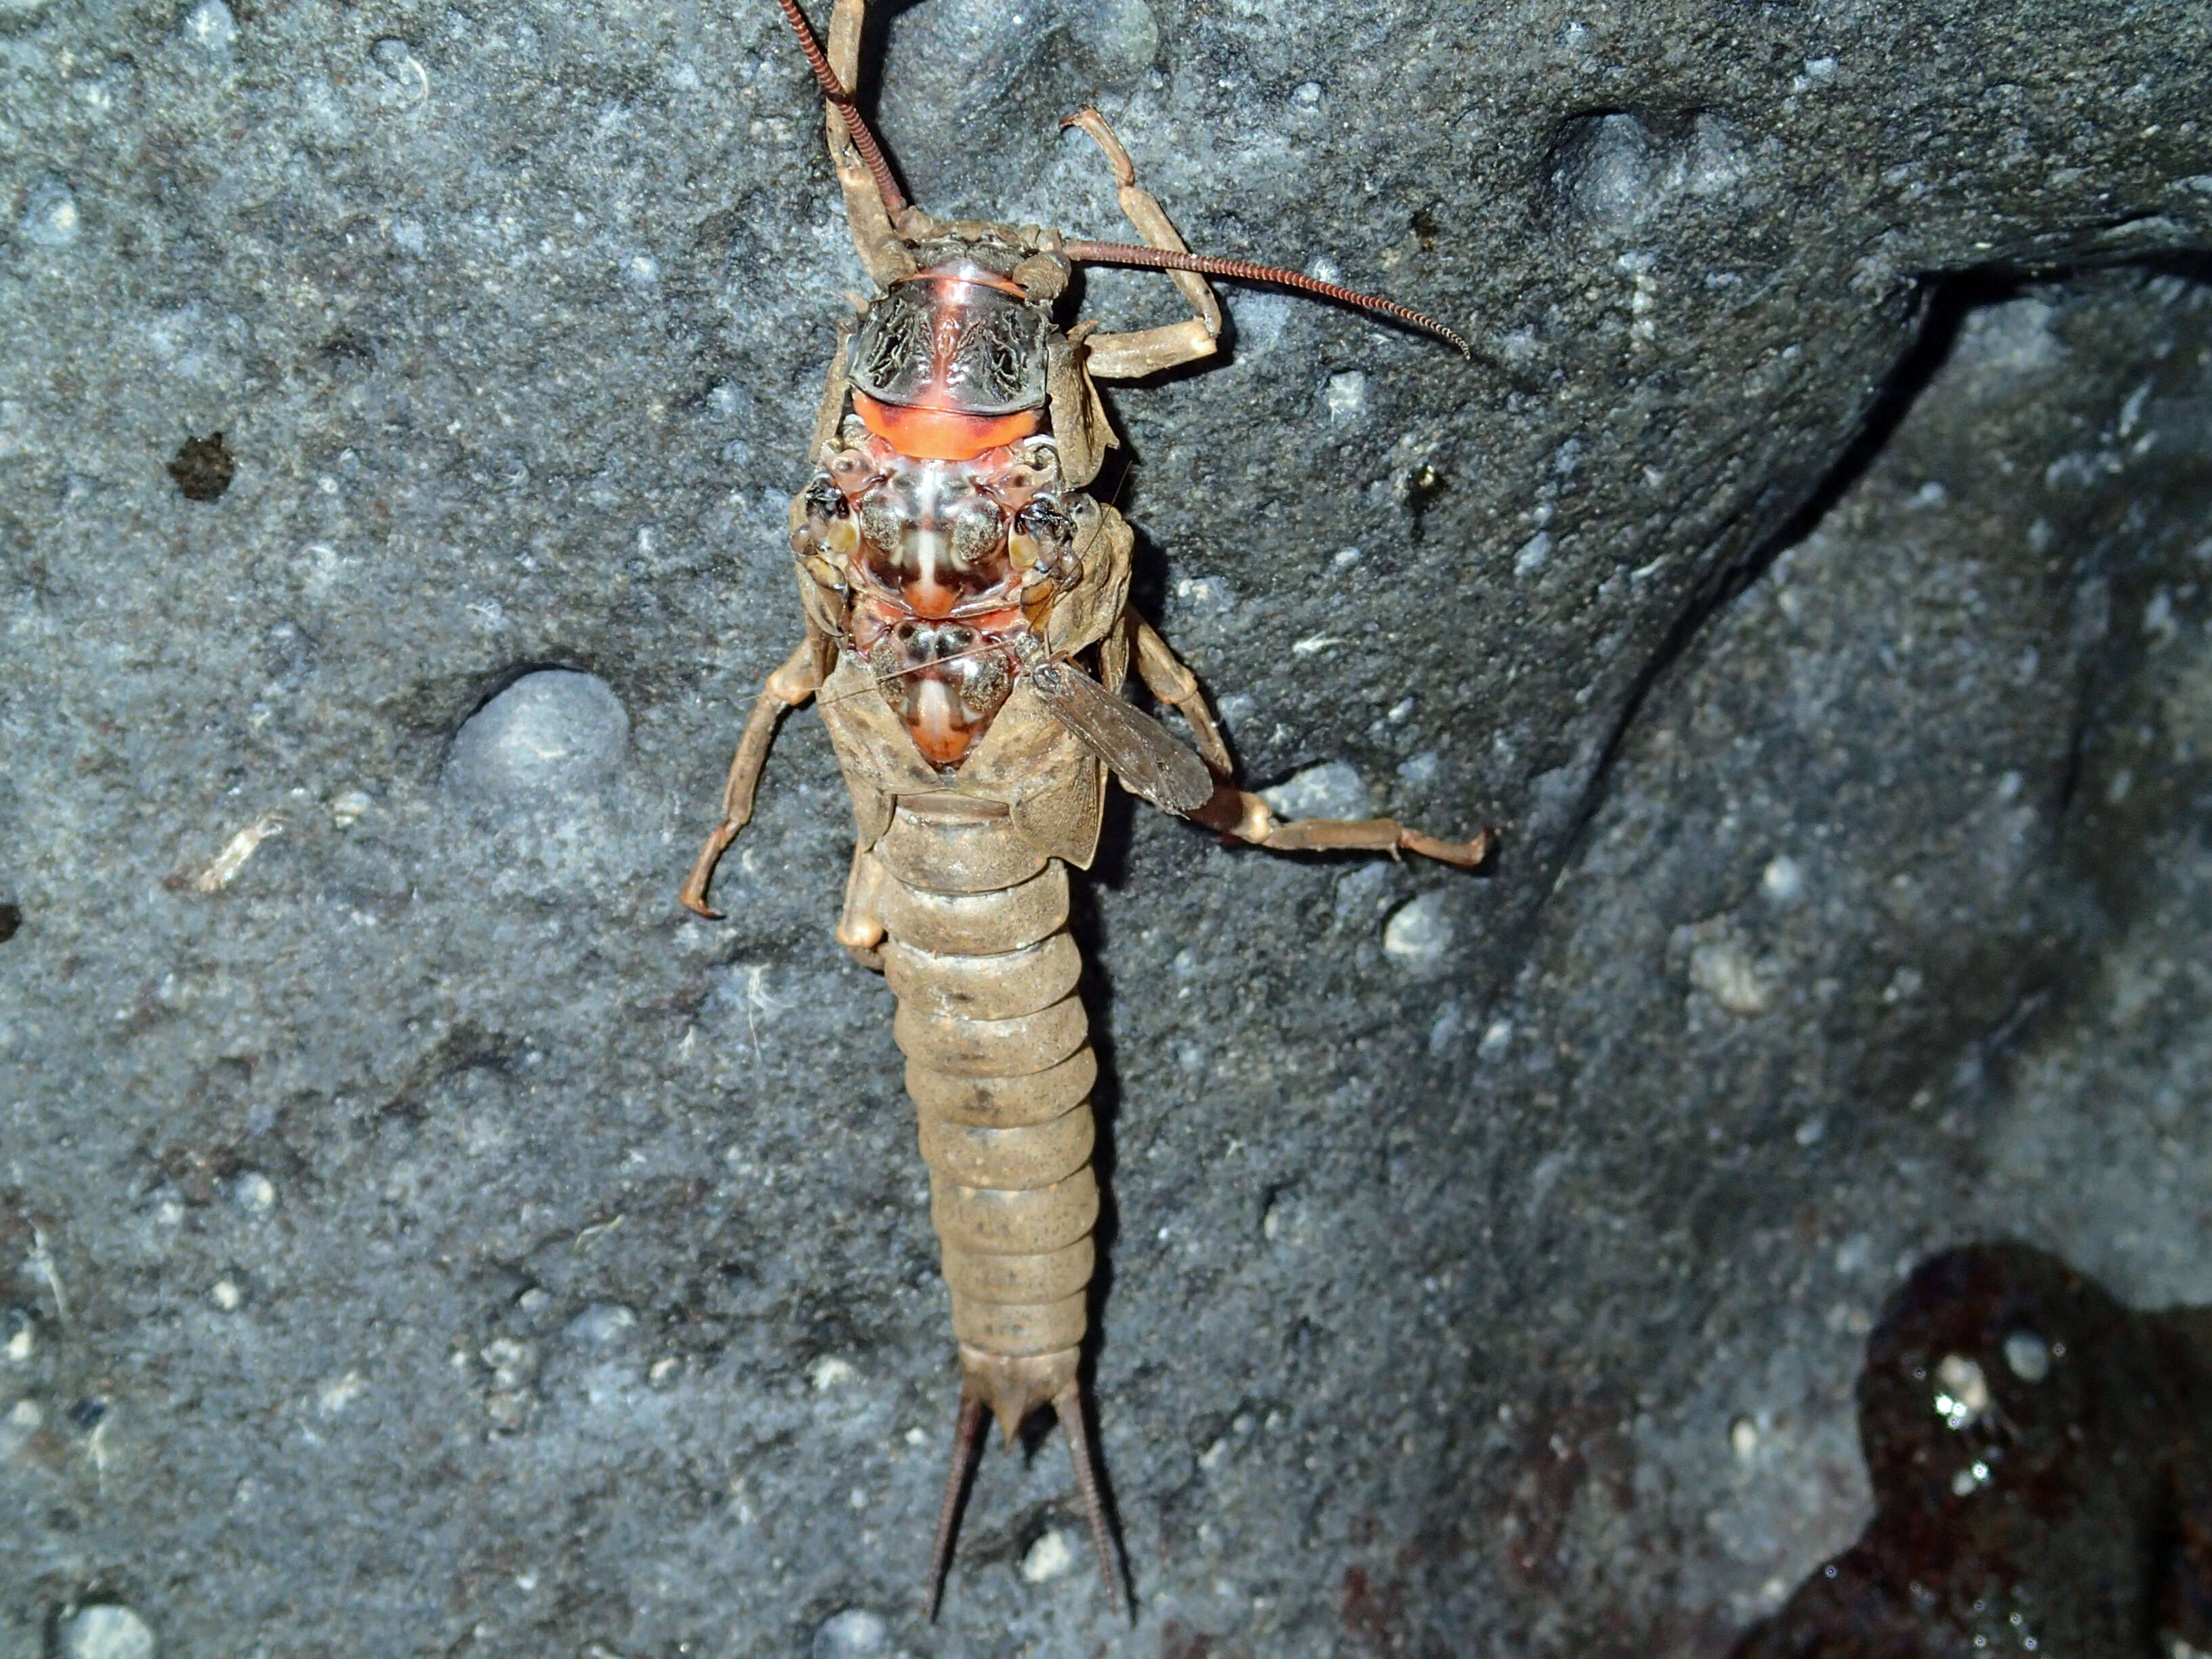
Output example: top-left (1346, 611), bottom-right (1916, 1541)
top-left (1549, 270), bottom-right (2010, 883)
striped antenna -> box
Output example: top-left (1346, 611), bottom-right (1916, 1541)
top-left (1062, 239), bottom-right (1469, 356)
top-left (771, 0), bottom-right (909, 218)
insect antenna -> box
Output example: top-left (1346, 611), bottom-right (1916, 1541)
top-left (925, 1389), bottom-right (988, 1619)
top-left (771, 0), bottom-right (909, 218)
top-left (1054, 1387), bottom-right (1126, 1616)
top-left (1063, 239), bottom-right (1469, 356)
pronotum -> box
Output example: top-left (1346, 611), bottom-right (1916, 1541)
top-left (680, 0), bottom-right (1492, 1615)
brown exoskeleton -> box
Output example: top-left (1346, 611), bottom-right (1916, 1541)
top-left (681, 0), bottom-right (1492, 1617)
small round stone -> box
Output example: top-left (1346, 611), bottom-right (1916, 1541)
top-left (1382, 893), bottom-right (1454, 970)
top-left (1021, 1528), bottom-right (1077, 1582)
top-left (59, 1604), bottom-right (155, 1659)
top-left (2003, 1328), bottom-right (2051, 1383)
top-left (811, 1608), bottom-right (888, 1659)
top-left (1262, 760), bottom-right (1372, 821)
top-left (1760, 855), bottom-right (1806, 905)
top-left (445, 670), bottom-right (629, 799)
top-left (560, 1303), bottom-right (638, 1348)
top-left (20, 181), bottom-right (81, 248)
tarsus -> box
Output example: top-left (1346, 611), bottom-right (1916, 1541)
top-left (1062, 240), bottom-right (1469, 356)
top-left (771, 0), bottom-right (909, 218)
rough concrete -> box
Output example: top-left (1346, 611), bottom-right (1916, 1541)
top-left (2, 0), bottom-right (2210, 1653)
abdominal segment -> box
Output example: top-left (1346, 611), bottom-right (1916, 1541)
top-left (805, 426), bottom-right (1078, 773)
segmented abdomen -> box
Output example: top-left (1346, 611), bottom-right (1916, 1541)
top-left (870, 804), bottom-right (1099, 1385)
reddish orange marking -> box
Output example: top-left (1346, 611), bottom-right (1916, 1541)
top-left (919, 263), bottom-right (1025, 296)
top-left (854, 392), bottom-right (1040, 462)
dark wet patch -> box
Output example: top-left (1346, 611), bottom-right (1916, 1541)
top-left (1735, 1243), bottom-right (2212, 1656)
top-left (167, 431), bottom-right (235, 501)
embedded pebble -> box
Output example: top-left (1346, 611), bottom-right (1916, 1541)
top-left (316, 1370), bottom-right (366, 1416)
top-left (1729, 1414), bottom-right (1760, 1459)
top-left (1326, 371), bottom-right (1368, 422)
top-left (1263, 760), bottom-right (1372, 821)
top-left (230, 1171), bottom-right (276, 1213)
top-left (1396, 750), bottom-right (1441, 785)
top-left (1687, 936), bottom-right (1771, 1015)
top-left (1382, 893), bottom-right (1454, 970)
top-left (561, 1303), bottom-right (638, 1348)
top-left (808, 1356), bottom-right (856, 1391)
top-left (180, 0), bottom-right (235, 51)
top-left (1065, 0), bottom-right (1158, 78)
top-left (20, 181), bottom-right (81, 248)
top-left (1021, 1528), bottom-right (1077, 1582)
top-left (1933, 1353), bottom-right (1990, 1428)
top-left (1760, 855), bottom-right (1805, 905)
top-left (811, 1608), bottom-right (888, 1659)
top-left (58, 1605), bottom-right (155, 1659)
top-left (2003, 1328), bottom-right (2051, 1382)
top-left (445, 670), bottom-right (629, 799)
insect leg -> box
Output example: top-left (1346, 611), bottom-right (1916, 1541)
top-left (1059, 106), bottom-right (1222, 380)
top-left (678, 634), bottom-right (828, 918)
top-left (1117, 623), bottom-right (1494, 863)
top-left (924, 1386), bottom-right (988, 1620)
top-left (1196, 786), bottom-right (1496, 868)
top-left (1129, 614), bottom-right (1231, 774)
top-left (1053, 1385), bottom-right (1126, 1616)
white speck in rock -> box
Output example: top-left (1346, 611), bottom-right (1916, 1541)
top-left (182, 0), bottom-right (236, 50)
top-left (1729, 1414), bottom-right (1759, 1458)
top-left (210, 1279), bottom-right (241, 1311)
top-left (1688, 936), bottom-right (1771, 1015)
top-left (1514, 531), bottom-right (1552, 575)
top-left (232, 1171), bottom-right (276, 1212)
top-left (808, 1356), bottom-right (856, 1391)
top-left (1761, 854), bottom-right (1805, 905)
top-left (1477, 1019), bottom-right (1512, 1061)
top-left (20, 181), bottom-right (81, 247)
top-left (1021, 1528), bottom-right (1077, 1582)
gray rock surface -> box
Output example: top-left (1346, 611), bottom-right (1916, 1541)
top-left (3, 0), bottom-right (2209, 1653)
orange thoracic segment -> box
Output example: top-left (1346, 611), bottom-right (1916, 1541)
top-left (855, 392), bottom-right (1042, 462)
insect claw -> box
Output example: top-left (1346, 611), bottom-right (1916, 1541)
top-left (925, 1389), bottom-right (988, 1620)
